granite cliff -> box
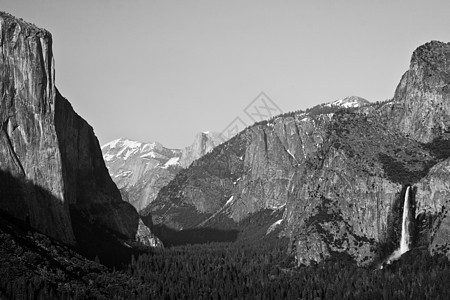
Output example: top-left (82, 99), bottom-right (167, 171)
top-left (0, 12), bottom-right (160, 250)
top-left (179, 131), bottom-right (222, 168)
top-left (143, 41), bottom-right (450, 265)
top-left (384, 41), bottom-right (450, 143)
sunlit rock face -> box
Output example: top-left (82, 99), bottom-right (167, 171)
top-left (142, 41), bottom-right (450, 265)
top-left (383, 41), bottom-right (450, 143)
top-left (179, 131), bottom-right (223, 168)
top-left (0, 11), bottom-right (159, 247)
top-left (0, 12), bottom-right (74, 243)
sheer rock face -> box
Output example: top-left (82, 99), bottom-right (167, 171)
top-left (0, 12), bottom-right (158, 247)
top-left (54, 95), bottom-right (141, 239)
top-left (0, 12), bottom-right (74, 243)
top-left (386, 41), bottom-right (450, 143)
top-left (179, 131), bottom-right (222, 168)
top-left (136, 219), bottom-right (163, 247)
top-left (144, 41), bottom-right (450, 264)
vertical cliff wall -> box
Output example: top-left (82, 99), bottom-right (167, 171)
top-left (385, 41), bottom-right (450, 143)
top-left (55, 93), bottom-right (140, 239)
top-left (0, 12), bottom-right (75, 243)
top-left (0, 12), bottom-right (152, 246)
top-left (179, 131), bottom-right (222, 168)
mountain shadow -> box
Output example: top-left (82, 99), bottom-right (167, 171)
top-left (0, 169), bottom-right (139, 267)
top-left (151, 224), bottom-right (239, 247)
top-left (379, 135), bottom-right (450, 185)
top-left (150, 208), bottom-right (286, 247)
top-left (422, 134), bottom-right (450, 160)
top-left (70, 209), bottom-right (141, 267)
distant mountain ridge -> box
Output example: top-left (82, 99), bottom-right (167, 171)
top-left (102, 99), bottom-right (369, 216)
top-left (102, 131), bottom-right (222, 212)
top-left (101, 98), bottom-right (367, 216)
top-left (101, 138), bottom-right (183, 212)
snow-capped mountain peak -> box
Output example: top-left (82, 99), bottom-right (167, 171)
top-left (101, 132), bottom-right (222, 212)
top-left (101, 138), bottom-right (171, 162)
top-left (325, 96), bottom-right (370, 108)
top-left (101, 138), bottom-right (183, 211)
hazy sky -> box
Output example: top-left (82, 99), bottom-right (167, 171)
top-left (3, 0), bottom-right (450, 148)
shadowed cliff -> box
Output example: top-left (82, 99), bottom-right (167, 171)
top-left (0, 169), bottom-right (142, 267)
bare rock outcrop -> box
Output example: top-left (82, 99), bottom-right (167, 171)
top-left (384, 41), bottom-right (450, 143)
top-left (179, 131), bottom-right (222, 168)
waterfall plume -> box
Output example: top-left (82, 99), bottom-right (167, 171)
top-left (383, 186), bottom-right (411, 266)
top-left (399, 186), bottom-right (411, 254)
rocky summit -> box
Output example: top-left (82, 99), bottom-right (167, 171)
top-left (0, 12), bottom-right (160, 251)
top-left (101, 131), bottom-right (222, 213)
top-left (179, 131), bottom-right (223, 168)
top-left (142, 41), bottom-right (450, 265)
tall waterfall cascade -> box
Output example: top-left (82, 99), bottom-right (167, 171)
top-left (383, 186), bottom-right (411, 266)
top-left (399, 186), bottom-right (411, 254)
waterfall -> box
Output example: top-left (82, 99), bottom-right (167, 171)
top-left (382, 186), bottom-right (411, 267)
top-left (399, 186), bottom-right (411, 254)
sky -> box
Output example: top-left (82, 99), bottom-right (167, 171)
top-left (2, 0), bottom-right (450, 148)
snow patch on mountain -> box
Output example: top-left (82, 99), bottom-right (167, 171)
top-left (266, 219), bottom-right (283, 235)
top-left (225, 196), bottom-right (234, 206)
top-left (140, 152), bottom-right (157, 159)
top-left (162, 157), bottom-right (180, 169)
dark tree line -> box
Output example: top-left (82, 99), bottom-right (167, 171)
top-left (125, 241), bottom-right (450, 300)
top-left (2, 202), bottom-right (450, 300)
